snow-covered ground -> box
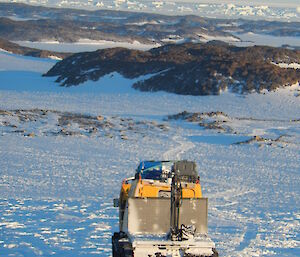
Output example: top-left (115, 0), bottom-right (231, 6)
top-left (197, 33), bottom-right (240, 44)
top-left (12, 32), bottom-right (300, 54)
top-left (14, 39), bottom-right (161, 53)
top-left (234, 32), bottom-right (300, 48)
top-left (271, 62), bottom-right (300, 70)
top-left (0, 50), bottom-right (56, 73)
top-left (0, 51), bottom-right (300, 257)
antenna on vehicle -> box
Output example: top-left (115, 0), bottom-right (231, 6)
top-left (169, 162), bottom-right (182, 241)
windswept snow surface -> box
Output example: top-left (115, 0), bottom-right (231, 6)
top-left (197, 33), bottom-right (240, 44)
top-left (234, 32), bottom-right (300, 47)
top-left (13, 34), bottom-right (300, 54)
top-left (0, 51), bottom-right (300, 257)
top-left (14, 39), bottom-right (161, 53)
top-left (0, 50), bottom-right (56, 73)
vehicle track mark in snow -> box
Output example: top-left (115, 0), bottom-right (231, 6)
top-left (163, 135), bottom-right (195, 160)
top-left (235, 224), bottom-right (258, 255)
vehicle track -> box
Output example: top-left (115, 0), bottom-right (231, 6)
top-left (162, 135), bottom-right (195, 160)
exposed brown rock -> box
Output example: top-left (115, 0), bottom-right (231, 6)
top-left (45, 43), bottom-right (300, 95)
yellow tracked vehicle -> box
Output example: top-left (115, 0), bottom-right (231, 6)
top-left (112, 160), bottom-right (218, 257)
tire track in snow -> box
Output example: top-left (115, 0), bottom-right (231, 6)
top-left (162, 135), bottom-right (195, 160)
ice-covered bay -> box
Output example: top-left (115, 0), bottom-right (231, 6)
top-left (234, 33), bottom-right (300, 48)
top-left (0, 51), bottom-right (299, 256)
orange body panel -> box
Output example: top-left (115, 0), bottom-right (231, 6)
top-left (135, 180), bottom-right (202, 198)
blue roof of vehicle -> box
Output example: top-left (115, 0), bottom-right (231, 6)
top-left (137, 161), bottom-right (163, 173)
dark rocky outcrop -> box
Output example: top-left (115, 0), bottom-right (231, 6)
top-left (45, 42), bottom-right (300, 95)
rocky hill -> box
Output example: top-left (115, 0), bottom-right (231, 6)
top-left (0, 38), bottom-right (71, 59)
top-left (45, 42), bottom-right (300, 95)
top-left (0, 9), bottom-right (231, 45)
top-left (1, 3), bottom-right (299, 46)
top-left (0, 17), bottom-right (145, 44)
